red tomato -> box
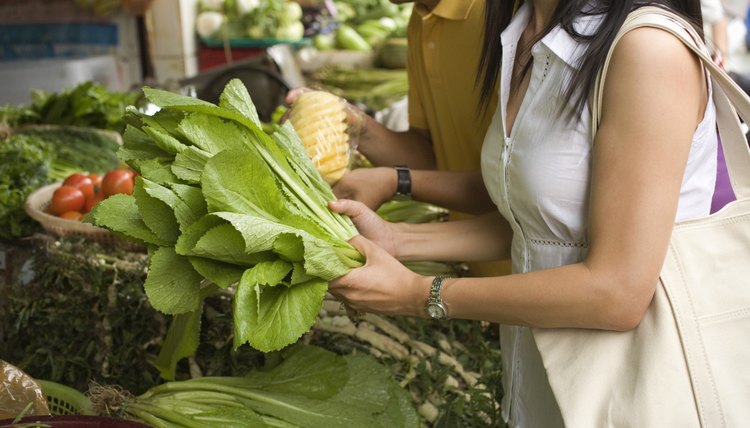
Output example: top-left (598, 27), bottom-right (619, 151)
top-left (59, 210), bottom-right (84, 221)
top-left (50, 186), bottom-right (85, 215)
top-left (102, 169), bottom-right (135, 197)
top-left (63, 173), bottom-right (94, 200)
top-left (88, 173), bottom-right (103, 195)
top-left (84, 192), bottom-right (104, 213)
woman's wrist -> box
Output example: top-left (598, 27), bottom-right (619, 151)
top-left (410, 274), bottom-right (433, 318)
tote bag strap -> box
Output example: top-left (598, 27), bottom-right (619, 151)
top-left (591, 6), bottom-right (750, 200)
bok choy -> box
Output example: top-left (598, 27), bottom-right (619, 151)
top-left (87, 79), bottom-right (363, 362)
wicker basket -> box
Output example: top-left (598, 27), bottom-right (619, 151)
top-left (36, 380), bottom-right (93, 416)
top-left (24, 183), bottom-right (128, 247)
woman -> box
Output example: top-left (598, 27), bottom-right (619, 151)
top-left (329, 0), bottom-right (716, 426)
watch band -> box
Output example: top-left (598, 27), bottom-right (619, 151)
top-left (426, 275), bottom-right (450, 320)
top-left (394, 165), bottom-right (412, 200)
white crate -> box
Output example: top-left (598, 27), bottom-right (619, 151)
top-left (0, 55), bottom-right (123, 106)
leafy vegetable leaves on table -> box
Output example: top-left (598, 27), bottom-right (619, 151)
top-left (101, 344), bottom-right (420, 427)
top-left (88, 79), bottom-right (364, 371)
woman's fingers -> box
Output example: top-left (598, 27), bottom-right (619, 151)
top-left (328, 198), bottom-right (370, 220)
top-left (284, 86), bottom-right (310, 105)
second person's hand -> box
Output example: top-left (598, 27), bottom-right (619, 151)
top-left (333, 167), bottom-right (397, 211)
top-left (328, 198), bottom-right (398, 257)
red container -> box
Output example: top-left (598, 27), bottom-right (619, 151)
top-left (0, 415), bottom-right (150, 427)
top-left (199, 44), bottom-right (265, 71)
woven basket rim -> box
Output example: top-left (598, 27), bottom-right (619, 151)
top-left (24, 182), bottom-right (112, 236)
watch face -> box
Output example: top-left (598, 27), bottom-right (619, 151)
top-left (427, 303), bottom-right (446, 319)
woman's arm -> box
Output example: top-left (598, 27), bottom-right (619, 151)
top-left (332, 27), bottom-right (708, 331)
top-left (329, 200), bottom-right (512, 261)
top-left (333, 167), bottom-right (496, 213)
top-left (436, 27), bottom-right (707, 330)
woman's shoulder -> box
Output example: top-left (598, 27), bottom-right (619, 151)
top-left (609, 25), bottom-right (703, 79)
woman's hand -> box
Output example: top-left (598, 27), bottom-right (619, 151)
top-left (329, 235), bottom-right (429, 317)
top-left (329, 199), bottom-right (398, 256)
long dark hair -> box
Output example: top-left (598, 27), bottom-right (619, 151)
top-left (477, 0), bottom-right (704, 115)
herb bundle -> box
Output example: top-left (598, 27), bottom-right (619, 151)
top-left (87, 79), bottom-right (364, 368)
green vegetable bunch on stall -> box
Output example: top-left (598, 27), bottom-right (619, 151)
top-left (87, 79), bottom-right (364, 370)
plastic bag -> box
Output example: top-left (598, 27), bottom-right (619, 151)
top-left (0, 360), bottom-right (49, 420)
top-left (287, 89), bottom-right (362, 185)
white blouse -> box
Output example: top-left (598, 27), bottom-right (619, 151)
top-left (480, 4), bottom-right (717, 427)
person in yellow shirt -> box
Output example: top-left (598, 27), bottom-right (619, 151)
top-left (287, 0), bottom-right (510, 275)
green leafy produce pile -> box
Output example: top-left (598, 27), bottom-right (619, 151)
top-left (88, 78), bottom-right (364, 359)
top-left (0, 81), bottom-right (140, 133)
top-left (0, 236), bottom-right (503, 426)
top-left (0, 237), bottom-right (158, 394)
top-left (91, 344), bottom-right (419, 427)
top-left (311, 66), bottom-right (408, 112)
top-left (0, 128), bottom-right (121, 239)
top-left (0, 235), bottom-right (503, 426)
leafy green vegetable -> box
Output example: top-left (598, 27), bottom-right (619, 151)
top-left (0, 135), bottom-right (53, 238)
top-left (0, 81), bottom-right (140, 133)
top-left (106, 344), bottom-right (420, 427)
top-left (88, 79), bottom-right (364, 364)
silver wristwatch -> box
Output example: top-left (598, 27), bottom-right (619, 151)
top-left (426, 275), bottom-right (450, 320)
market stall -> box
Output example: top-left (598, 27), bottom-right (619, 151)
top-left (0, 1), bottom-right (503, 426)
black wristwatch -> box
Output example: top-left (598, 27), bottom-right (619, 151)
top-left (393, 165), bottom-right (412, 201)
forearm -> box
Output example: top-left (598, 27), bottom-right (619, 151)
top-left (410, 170), bottom-right (495, 214)
top-left (430, 261), bottom-right (647, 331)
top-left (712, 20), bottom-right (728, 55)
top-left (393, 211), bottom-right (511, 262)
top-left (356, 115), bottom-right (436, 169)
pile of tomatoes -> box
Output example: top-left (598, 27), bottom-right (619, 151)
top-left (48, 169), bottom-right (136, 221)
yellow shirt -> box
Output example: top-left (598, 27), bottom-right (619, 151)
top-left (407, 0), bottom-right (510, 276)
top-left (407, 0), bottom-right (496, 171)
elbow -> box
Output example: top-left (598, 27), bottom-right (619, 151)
top-left (597, 277), bottom-right (657, 332)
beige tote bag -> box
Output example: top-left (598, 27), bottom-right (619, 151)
top-left (533, 7), bottom-right (750, 428)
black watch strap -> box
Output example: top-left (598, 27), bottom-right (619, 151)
top-left (394, 166), bottom-right (412, 200)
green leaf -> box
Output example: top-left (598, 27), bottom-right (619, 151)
top-left (87, 194), bottom-right (169, 246)
top-left (272, 233), bottom-right (305, 261)
top-left (143, 86), bottom-right (216, 109)
top-left (145, 247), bottom-right (203, 314)
top-left (170, 183), bottom-right (207, 232)
top-left (154, 307), bottom-right (203, 381)
top-left (175, 214), bottom-right (224, 255)
top-left (219, 78), bottom-right (261, 126)
top-left (291, 262), bottom-right (315, 285)
top-left (133, 178), bottom-right (180, 245)
top-left (336, 353), bottom-right (420, 427)
top-left (189, 257), bottom-right (244, 289)
top-left (139, 108), bottom-right (186, 136)
top-left (243, 345), bottom-right (348, 399)
top-left (143, 125), bottom-right (188, 154)
top-left (215, 212), bottom-right (352, 280)
top-left (271, 122), bottom-right (333, 199)
top-left (171, 145), bottom-right (211, 183)
top-left (201, 149), bottom-right (285, 220)
top-left (241, 259), bottom-right (292, 289)
top-left (192, 407), bottom-right (266, 425)
top-left (193, 223), bottom-right (273, 266)
top-left (137, 158), bottom-right (178, 185)
top-left (234, 271), bottom-right (327, 352)
top-left (119, 125), bottom-right (173, 164)
top-left (177, 113), bottom-right (248, 154)
top-left (142, 86), bottom-right (260, 132)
